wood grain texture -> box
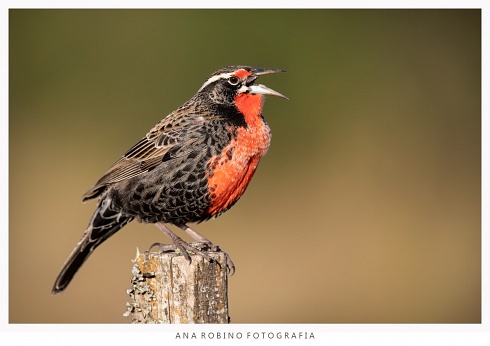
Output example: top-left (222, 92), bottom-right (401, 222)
top-left (125, 247), bottom-right (229, 323)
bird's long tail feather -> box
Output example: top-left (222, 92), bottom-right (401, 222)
top-left (52, 198), bottom-right (133, 294)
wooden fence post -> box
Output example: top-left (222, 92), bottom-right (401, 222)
top-left (124, 246), bottom-right (230, 324)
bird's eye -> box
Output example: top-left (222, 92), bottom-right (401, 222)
top-left (228, 76), bottom-right (240, 86)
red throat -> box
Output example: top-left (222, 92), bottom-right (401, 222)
top-left (234, 93), bottom-right (264, 125)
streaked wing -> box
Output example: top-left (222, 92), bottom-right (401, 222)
top-left (83, 107), bottom-right (200, 201)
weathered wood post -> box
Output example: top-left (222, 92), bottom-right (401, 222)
top-left (124, 245), bottom-right (230, 323)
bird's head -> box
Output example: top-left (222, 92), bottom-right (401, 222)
top-left (196, 66), bottom-right (288, 115)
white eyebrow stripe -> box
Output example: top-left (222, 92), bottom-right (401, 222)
top-left (197, 72), bottom-right (235, 92)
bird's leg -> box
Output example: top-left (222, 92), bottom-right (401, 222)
top-left (151, 222), bottom-right (213, 263)
top-left (175, 223), bottom-right (217, 250)
top-left (176, 223), bottom-right (236, 275)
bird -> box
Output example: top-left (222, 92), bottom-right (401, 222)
top-left (52, 65), bottom-right (287, 294)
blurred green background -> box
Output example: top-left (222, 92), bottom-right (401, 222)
top-left (9, 9), bottom-right (480, 323)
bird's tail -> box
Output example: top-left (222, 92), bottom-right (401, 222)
top-left (52, 198), bottom-right (133, 294)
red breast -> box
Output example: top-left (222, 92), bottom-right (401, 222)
top-left (206, 93), bottom-right (271, 216)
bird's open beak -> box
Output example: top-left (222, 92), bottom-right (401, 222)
top-left (248, 68), bottom-right (288, 100)
top-left (249, 84), bottom-right (288, 100)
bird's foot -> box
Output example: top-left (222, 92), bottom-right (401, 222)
top-left (194, 242), bottom-right (235, 275)
top-left (221, 249), bottom-right (236, 276)
top-left (147, 241), bottom-right (235, 275)
top-left (148, 241), bottom-right (213, 263)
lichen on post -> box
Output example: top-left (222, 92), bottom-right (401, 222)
top-left (124, 246), bottom-right (230, 323)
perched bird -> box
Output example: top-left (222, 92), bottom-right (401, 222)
top-left (52, 65), bottom-right (287, 294)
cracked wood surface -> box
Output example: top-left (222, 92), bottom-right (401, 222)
top-left (125, 247), bottom-right (229, 323)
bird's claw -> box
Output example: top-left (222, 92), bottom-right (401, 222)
top-left (147, 241), bottom-right (235, 275)
top-left (225, 257), bottom-right (236, 276)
